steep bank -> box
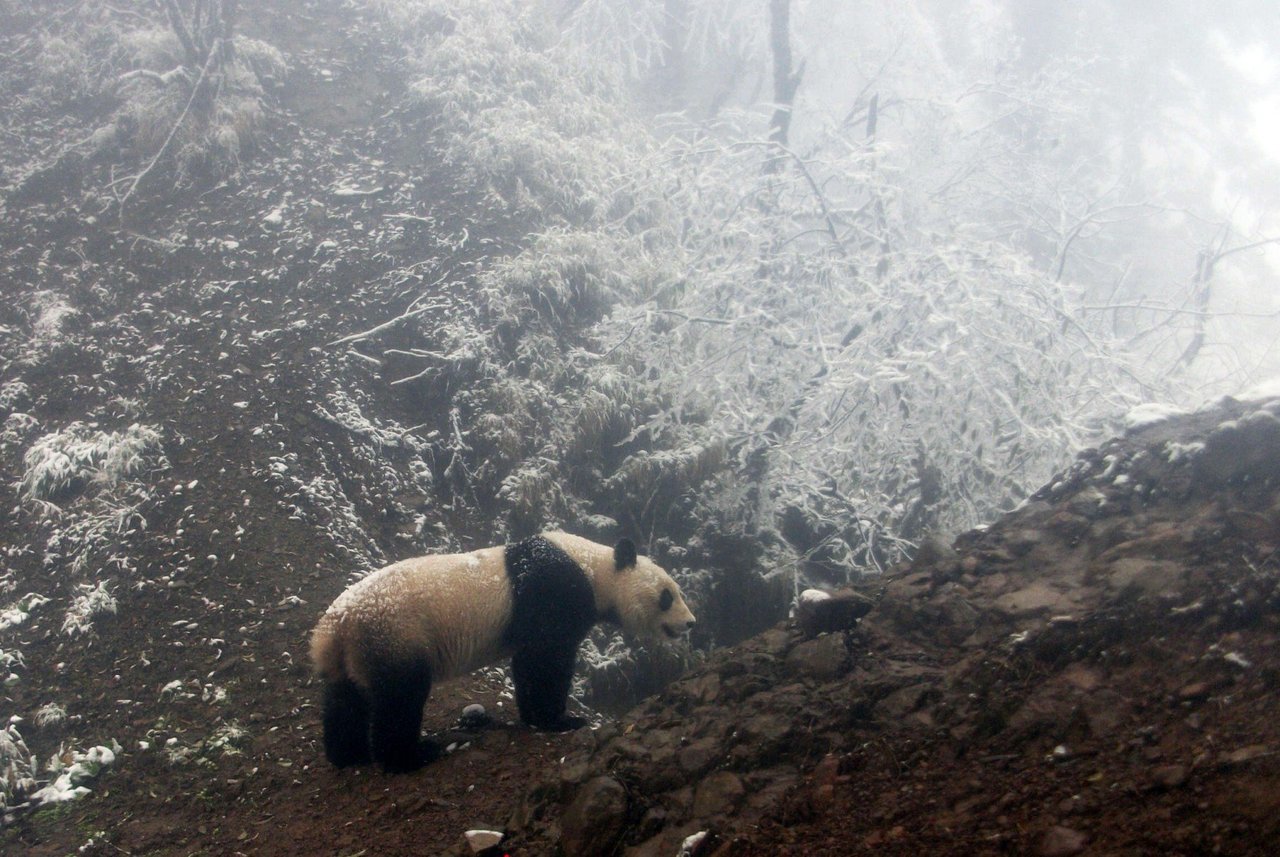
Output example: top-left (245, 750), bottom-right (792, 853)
top-left (510, 394), bottom-right (1280, 856)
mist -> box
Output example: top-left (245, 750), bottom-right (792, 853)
top-left (1, 0), bottom-right (1279, 851)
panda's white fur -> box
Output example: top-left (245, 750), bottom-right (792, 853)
top-left (542, 532), bottom-right (696, 640)
top-left (310, 532), bottom-right (694, 773)
top-left (312, 544), bottom-right (514, 684)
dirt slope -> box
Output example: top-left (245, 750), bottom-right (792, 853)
top-left (502, 395), bottom-right (1280, 856)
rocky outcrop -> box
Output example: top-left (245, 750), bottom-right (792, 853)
top-left (507, 395), bottom-right (1280, 855)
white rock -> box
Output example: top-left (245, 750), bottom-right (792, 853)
top-left (464, 829), bottom-right (503, 852)
top-left (798, 588), bottom-right (832, 605)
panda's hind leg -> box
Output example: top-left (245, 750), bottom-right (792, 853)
top-left (368, 653), bottom-right (436, 774)
top-left (512, 642), bottom-right (586, 731)
top-left (322, 678), bottom-right (371, 767)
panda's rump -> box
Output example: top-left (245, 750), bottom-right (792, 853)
top-left (316, 547), bottom-right (516, 684)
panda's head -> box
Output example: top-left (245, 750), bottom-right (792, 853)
top-left (603, 537), bottom-right (696, 640)
top-left (544, 533), bottom-right (696, 640)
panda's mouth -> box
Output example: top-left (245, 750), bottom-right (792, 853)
top-left (662, 623), bottom-right (684, 639)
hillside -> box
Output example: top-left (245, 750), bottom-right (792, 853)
top-left (506, 394), bottom-right (1280, 855)
top-left (2, 1), bottom-right (1279, 856)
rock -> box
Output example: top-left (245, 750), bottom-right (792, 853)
top-left (678, 830), bottom-right (709, 856)
top-left (459, 704), bottom-right (491, 729)
top-left (996, 582), bottom-right (1072, 617)
top-left (691, 771), bottom-right (745, 818)
top-left (1196, 411), bottom-right (1280, 484)
top-left (678, 738), bottom-right (720, 776)
top-left (1040, 825), bottom-right (1089, 856)
top-left (1220, 745), bottom-right (1271, 768)
top-left (463, 829), bottom-right (503, 853)
top-left (560, 776), bottom-right (628, 857)
top-left (785, 633), bottom-right (848, 680)
top-left (1150, 764), bottom-right (1188, 790)
top-left (795, 588), bottom-right (874, 638)
top-left (1105, 558), bottom-right (1184, 597)
top-left (1006, 529), bottom-right (1044, 557)
top-left (623, 823), bottom-right (704, 857)
top-left (1177, 681), bottom-right (1212, 701)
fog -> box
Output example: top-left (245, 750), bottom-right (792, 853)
top-left (0, 0), bottom-right (1278, 828)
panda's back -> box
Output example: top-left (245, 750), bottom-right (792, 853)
top-left (320, 546), bottom-right (516, 680)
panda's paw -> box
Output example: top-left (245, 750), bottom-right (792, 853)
top-left (418, 738), bottom-right (444, 765)
top-left (377, 739), bottom-right (442, 774)
top-left (534, 714), bottom-right (587, 732)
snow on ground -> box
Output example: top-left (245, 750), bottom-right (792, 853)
top-left (1124, 402), bottom-right (1187, 432)
top-left (1238, 375), bottom-right (1280, 403)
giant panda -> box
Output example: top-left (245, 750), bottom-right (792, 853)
top-left (309, 531), bottom-right (697, 773)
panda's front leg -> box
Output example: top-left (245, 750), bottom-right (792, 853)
top-left (511, 641), bottom-right (587, 731)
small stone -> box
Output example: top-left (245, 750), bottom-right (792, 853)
top-left (995, 582), bottom-right (1071, 617)
top-left (1220, 745), bottom-right (1270, 768)
top-left (464, 829), bottom-right (503, 853)
top-left (1040, 825), bottom-right (1089, 856)
top-left (1150, 764), bottom-right (1188, 790)
top-left (1177, 681), bottom-right (1211, 701)
top-left (459, 704), bottom-right (491, 729)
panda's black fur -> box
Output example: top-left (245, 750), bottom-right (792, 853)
top-left (310, 533), bottom-right (695, 773)
top-left (502, 537), bottom-right (598, 732)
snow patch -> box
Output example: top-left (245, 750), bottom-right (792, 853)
top-left (799, 588), bottom-right (832, 606)
top-left (1238, 376), bottom-right (1280, 403)
top-left (1124, 403), bottom-right (1186, 432)
top-left (29, 744), bottom-right (118, 806)
top-left (1164, 441), bottom-right (1204, 464)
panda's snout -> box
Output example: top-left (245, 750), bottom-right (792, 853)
top-left (662, 617), bottom-right (696, 639)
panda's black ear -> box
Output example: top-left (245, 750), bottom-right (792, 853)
top-left (613, 538), bottom-right (637, 572)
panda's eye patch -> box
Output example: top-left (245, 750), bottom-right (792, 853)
top-left (659, 589), bottom-right (674, 612)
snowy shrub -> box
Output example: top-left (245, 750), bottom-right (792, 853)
top-left (0, 594), bottom-right (49, 634)
top-left (0, 414), bottom-right (40, 451)
top-left (14, 2), bottom-right (284, 199)
top-left (0, 724), bottom-right (37, 813)
top-left (19, 422), bottom-right (164, 503)
top-left (386, 0), bottom-right (644, 220)
top-left (29, 743), bottom-right (119, 806)
top-left (350, 0), bottom-right (1169, 644)
top-left (33, 704), bottom-right (66, 729)
top-left (61, 582), bottom-right (118, 637)
top-left (18, 291), bottom-right (80, 364)
top-left (0, 381), bottom-right (29, 416)
top-left (32, 33), bottom-right (113, 102)
top-left (113, 37), bottom-right (274, 186)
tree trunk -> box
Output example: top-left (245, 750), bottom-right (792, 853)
top-left (766, 0), bottom-right (803, 169)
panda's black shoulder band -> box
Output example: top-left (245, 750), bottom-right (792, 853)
top-left (614, 538), bottom-right (637, 571)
